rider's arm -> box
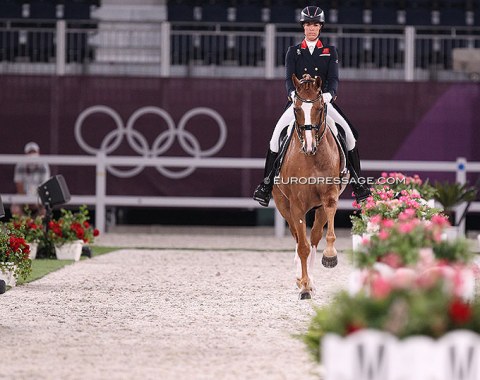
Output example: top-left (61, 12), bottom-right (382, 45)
top-left (285, 46), bottom-right (296, 100)
top-left (324, 46), bottom-right (339, 99)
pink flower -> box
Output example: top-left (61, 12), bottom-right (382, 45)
top-left (378, 230), bottom-right (390, 240)
top-left (418, 248), bottom-right (435, 269)
top-left (431, 214), bottom-right (450, 228)
top-left (391, 268), bottom-right (416, 289)
top-left (369, 215), bottom-right (382, 225)
top-left (379, 252), bottom-right (402, 268)
top-left (381, 219), bottom-right (395, 229)
top-left (399, 221), bottom-right (415, 234)
top-left (370, 275), bottom-right (392, 299)
top-left (399, 208), bottom-right (415, 220)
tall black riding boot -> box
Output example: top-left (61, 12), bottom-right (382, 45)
top-left (253, 149), bottom-right (278, 207)
top-left (347, 147), bottom-right (371, 203)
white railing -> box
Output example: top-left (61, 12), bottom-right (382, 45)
top-left (0, 19), bottom-right (479, 81)
top-left (0, 154), bottom-right (478, 237)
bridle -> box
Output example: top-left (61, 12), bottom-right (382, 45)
top-left (293, 82), bottom-right (327, 154)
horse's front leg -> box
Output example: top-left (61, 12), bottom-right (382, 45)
top-left (321, 196), bottom-right (338, 268)
top-left (290, 206), bottom-right (314, 299)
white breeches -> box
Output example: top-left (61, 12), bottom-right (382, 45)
top-left (269, 103), bottom-right (356, 153)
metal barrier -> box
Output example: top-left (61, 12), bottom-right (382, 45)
top-left (0, 154), bottom-right (478, 237)
top-left (0, 19), bottom-right (479, 80)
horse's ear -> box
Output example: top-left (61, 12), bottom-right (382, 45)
top-left (315, 76), bottom-right (322, 91)
top-left (292, 74), bottom-right (301, 89)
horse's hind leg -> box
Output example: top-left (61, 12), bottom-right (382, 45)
top-left (310, 206), bottom-right (328, 271)
top-left (322, 197), bottom-right (338, 268)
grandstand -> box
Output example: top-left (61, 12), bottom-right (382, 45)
top-left (0, 0), bottom-right (478, 80)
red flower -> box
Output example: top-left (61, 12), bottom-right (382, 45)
top-left (83, 221), bottom-right (90, 228)
top-left (93, 229), bottom-right (100, 237)
top-left (449, 299), bottom-right (472, 324)
top-left (346, 323), bottom-right (363, 335)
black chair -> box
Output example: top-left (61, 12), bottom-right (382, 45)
top-left (170, 33), bottom-right (193, 65)
top-left (235, 34), bottom-right (264, 66)
top-left (64, 1), bottom-right (92, 20)
top-left (28, 30), bottom-right (55, 62)
top-left (0, 1), bottom-right (22, 19)
top-left (438, 7), bottom-right (467, 26)
top-left (201, 33), bottom-right (228, 65)
top-left (201, 3), bottom-right (228, 22)
top-left (270, 4), bottom-right (297, 24)
top-left (66, 30), bottom-right (91, 63)
top-left (337, 5), bottom-right (365, 24)
top-left (167, 3), bottom-right (194, 22)
top-left (0, 30), bottom-right (19, 61)
top-left (29, 1), bottom-right (57, 20)
top-left (235, 4), bottom-right (263, 23)
top-left (405, 4), bottom-right (433, 25)
top-left (371, 6), bottom-right (400, 25)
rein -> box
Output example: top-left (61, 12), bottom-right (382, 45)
top-left (294, 91), bottom-right (322, 104)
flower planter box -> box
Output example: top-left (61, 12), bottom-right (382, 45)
top-left (27, 242), bottom-right (38, 260)
top-left (322, 329), bottom-right (480, 380)
top-left (0, 264), bottom-right (17, 287)
top-left (441, 226), bottom-right (461, 241)
top-left (55, 240), bottom-right (83, 261)
top-left (349, 263), bottom-right (476, 301)
top-left (352, 234), bottom-right (371, 251)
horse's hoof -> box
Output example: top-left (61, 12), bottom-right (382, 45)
top-left (322, 255), bottom-right (338, 268)
top-left (0, 280), bottom-right (6, 294)
top-left (299, 291), bottom-right (312, 300)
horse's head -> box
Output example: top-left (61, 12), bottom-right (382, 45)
top-left (292, 74), bottom-right (326, 155)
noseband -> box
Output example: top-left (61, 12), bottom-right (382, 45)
top-left (293, 87), bottom-right (327, 152)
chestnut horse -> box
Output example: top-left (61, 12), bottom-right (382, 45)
top-left (272, 74), bottom-right (345, 300)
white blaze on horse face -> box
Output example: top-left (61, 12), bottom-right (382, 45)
top-left (302, 102), bottom-right (314, 126)
top-left (305, 130), bottom-right (314, 154)
top-left (301, 102), bottom-right (315, 154)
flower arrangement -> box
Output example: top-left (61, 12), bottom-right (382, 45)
top-left (303, 275), bottom-right (480, 362)
top-left (7, 213), bottom-right (44, 243)
top-left (47, 205), bottom-right (99, 246)
top-left (0, 225), bottom-right (32, 280)
top-left (350, 186), bottom-right (441, 235)
top-left (353, 214), bottom-right (472, 268)
top-left (379, 172), bottom-right (438, 200)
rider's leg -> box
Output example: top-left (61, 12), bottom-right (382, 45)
top-left (326, 104), bottom-right (371, 202)
top-left (253, 105), bottom-right (294, 207)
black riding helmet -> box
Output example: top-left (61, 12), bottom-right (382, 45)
top-left (300, 6), bottom-right (325, 25)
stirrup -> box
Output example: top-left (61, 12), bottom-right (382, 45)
top-left (253, 182), bottom-right (272, 207)
top-left (352, 184), bottom-right (371, 203)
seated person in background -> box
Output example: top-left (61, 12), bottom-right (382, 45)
top-left (11, 142), bottom-right (50, 217)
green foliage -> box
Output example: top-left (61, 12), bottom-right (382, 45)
top-left (433, 181), bottom-right (478, 212)
top-left (7, 212), bottom-right (44, 243)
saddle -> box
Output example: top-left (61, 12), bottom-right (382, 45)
top-left (274, 120), bottom-right (348, 178)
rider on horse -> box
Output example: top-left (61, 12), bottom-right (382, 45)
top-left (253, 5), bottom-right (371, 207)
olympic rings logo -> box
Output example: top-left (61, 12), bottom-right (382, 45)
top-left (74, 105), bottom-right (227, 179)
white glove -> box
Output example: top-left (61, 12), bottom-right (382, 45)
top-left (290, 91), bottom-right (296, 102)
top-left (322, 92), bottom-right (333, 103)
